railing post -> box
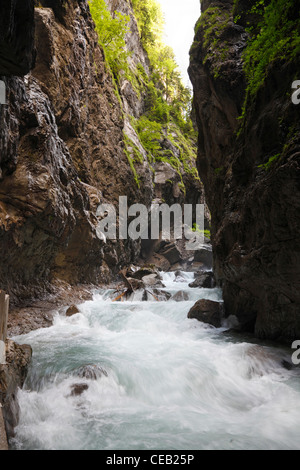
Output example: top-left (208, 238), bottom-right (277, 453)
top-left (0, 290), bottom-right (9, 364)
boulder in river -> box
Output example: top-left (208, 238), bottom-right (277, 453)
top-left (189, 271), bottom-right (216, 289)
top-left (130, 267), bottom-right (162, 281)
top-left (174, 271), bottom-right (187, 282)
top-left (193, 248), bottom-right (213, 269)
top-left (188, 299), bottom-right (224, 328)
top-left (66, 305), bottom-right (80, 317)
top-left (172, 290), bottom-right (189, 302)
top-left (70, 383), bottom-right (89, 397)
top-left (143, 289), bottom-right (171, 302)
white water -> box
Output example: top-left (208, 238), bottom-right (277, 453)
top-left (11, 272), bottom-right (300, 450)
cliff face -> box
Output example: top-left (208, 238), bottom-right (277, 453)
top-left (0, 0), bottom-right (155, 304)
top-left (189, 0), bottom-right (300, 342)
top-left (0, 0), bottom-right (204, 306)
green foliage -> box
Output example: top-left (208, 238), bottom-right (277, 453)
top-left (242, 0), bottom-right (300, 98)
top-left (89, 0), bottom-right (199, 186)
top-left (132, 0), bottom-right (194, 132)
top-left (133, 116), bottom-right (162, 158)
top-left (236, 0), bottom-right (300, 127)
top-left (192, 224), bottom-right (211, 240)
top-left (89, 0), bottom-right (131, 81)
top-left (194, 6), bottom-right (231, 79)
top-left (123, 133), bottom-right (142, 188)
top-left (131, 0), bottom-right (164, 49)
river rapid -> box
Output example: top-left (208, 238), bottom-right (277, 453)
top-left (10, 272), bottom-right (300, 450)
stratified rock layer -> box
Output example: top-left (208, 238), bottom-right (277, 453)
top-left (189, 0), bottom-right (300, 342)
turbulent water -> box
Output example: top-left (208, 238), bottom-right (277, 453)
top-left (11, 272), bottom-right (300, 450)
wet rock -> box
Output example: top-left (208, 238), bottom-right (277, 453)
top-left (245, 345), bottom-right (284, 378)
top-left (75, 364), bottom-right (108, 380)
top-left (281, 360), bottom-right (295, 371)
top-left (186, 262), bottom-right (205, 273)
top-left (0, 339), bottom-right (32, 438)
top-left (172, 291), bottom-right (189, 302)
top-left (127, 278), bottom-right (145, 291)
top-left (70, 383), bottom-right (89, 397)
top-left (130, 268), bottom-right (156, 280)
top-left (174, 271), bottom-right (187, 282)
top-left (189, 271), bottom-right (216, 289)
top-left (143, 289), bottom-right (171, 302)
top-left (170, 263), bottom-right (187, 272)
top-left (66, 305), bottom-right (80, 317)
top-left (160, 243), bottom-right (181, 266)
top-left (193, 248), bottom-right (213, 269)
top-left (188, 299), bottom-right (224, 328)
top-left (142, 274), bottom-right (164, 288)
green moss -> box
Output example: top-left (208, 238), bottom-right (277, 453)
top-left (258, 153), bottom-right (281, 171)
top-left (89, 0), bottom-right (199, 188)
top-left (123, 133), bottom-right (141, 188)
top-left (237, 0), bottom-right (300, 125)
top-left (194, 6), bottom-right (231, 79)
top-left (192, 224), bottom-right (211, 240)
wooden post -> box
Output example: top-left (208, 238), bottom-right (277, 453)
top-left (0, 406), bottom-right (8, 450)
top-left (0, 290), bottom-right (9, 364)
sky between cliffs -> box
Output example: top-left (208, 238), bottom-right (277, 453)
top-left (158, 0), bottom-right (201, 87)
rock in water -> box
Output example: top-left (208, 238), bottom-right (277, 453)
top-left (193, 248), bottom-right (213, 269)
top-left (189, 272), bottom-right (216, 288)
top-left (142, 274), bottom-right (164, 288)
top-left (0, 339), bottom-right (32, 439)
top-left (188, 299), bottom-right (224, 328)
top-left (75, 364), bottom-right (108, 380)
top-left (172, 291), bottom-right (189, 302)
top-left (66, 305), bottom-right (80, 317)
top-left (70, 383), bottom-right (89, 397)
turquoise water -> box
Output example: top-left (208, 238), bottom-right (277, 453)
top-left (11, 272), bottom-right (300, 450)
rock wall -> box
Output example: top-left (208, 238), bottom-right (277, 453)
top-left (0, 340), bottom-right (32, 440)
top-left (189, 0), bottom-right (300, 342)
top-left (0, 0), bottom-right (207, 306)
top-left (0, 0), bottom-right (155, 305)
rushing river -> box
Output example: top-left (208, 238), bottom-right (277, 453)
top-left (10, 272), bottom-right (300, 450)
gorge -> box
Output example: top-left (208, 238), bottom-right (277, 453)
top-left (0, 0), bottom-right (299, 451)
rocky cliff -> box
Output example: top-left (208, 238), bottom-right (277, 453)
top-left (0, 0), bottom-right (150, 305)
top-left (189, 0), bottom-right (300, 342)
top-left (0, 0), bottom-right (204, 307)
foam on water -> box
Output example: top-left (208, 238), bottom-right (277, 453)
top-left (10, 272), bottom-right (300, 450)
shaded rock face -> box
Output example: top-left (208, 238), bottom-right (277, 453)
top-left (0, 0), bottom-right (36, 76)
top-left (189, 0), bottom-right (300, 342)
top-left (0, 339), bottom-right (32, 439)
top-left (0, 0), bottom-right (154, 305)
